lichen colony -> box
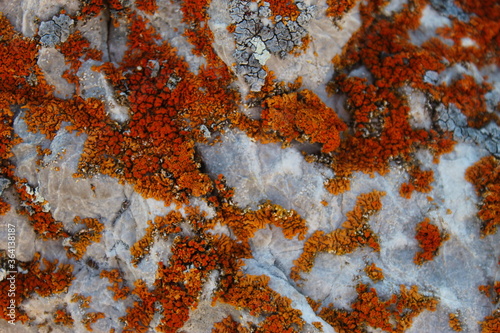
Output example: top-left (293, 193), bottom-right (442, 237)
top-left (0, 0), bottom-right (499, 332)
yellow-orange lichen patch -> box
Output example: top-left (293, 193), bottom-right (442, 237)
top-left (130, 211), bottom-right (183, 266)
top-left (478, 281), bottom-right (500, 304)
top-left (82, 312), bottom-right (105, 331)
top-left (449, 313), bottom-right (463, 331)
top-left (56, 31), bottom-right (103, 89)
top-left (53, 308), bottom-right (74, 327)
top-left (424, 0), bottom-right (500, 72)
top-left (212, 315), bottom-right (249, 333)
top-left (64, 217), bottom-right (104, 260)
top-left (136, 0), bottom-right (157, 14)
top-left (71, 293), bottom-right (91, 309)
top-left (99, 269), bottom-right (131, 301)
top-left (319, 0), bottom-right (470, 195)
top-left (265, 1), bottom-right (301, 21)
top-left (318, 283), bottom-right (437, 333)
top-left (480, 310), bottom-right (500, 333)
top-left (365, 262), bottom-right (384, 282)
top-left (210, 175), bottom-right (308, 242)
top-left (400, 166), bottom-right (435, 199)
top-left (326, 0), bottom-right (359, 20)
top-left (465, 155), bottom-right (500, 237)
top-left (260, 90), bottom-right (347, 153)
top-left (441, 75), bottom-right (497, 129)
top-left (214, 273), bottom-right (304, 333)
top-left (291, 190), bottom-right (385, 281)
top-left (14, 179), bottom-right (69, 240)
top-left (414, 218), bottom-right (449, 265)
top-left (0, 253), bottom-right (74, 323)
top-left (79, 0), bottom-right (106, 18)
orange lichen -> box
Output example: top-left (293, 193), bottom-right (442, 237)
top-left (319, 0), bottom-right (467, 195)
top-left (449, 313), bottom-right (463, 332)
top-left (130, 211), bottom-right (183, 266)
top-left (136, 0), bottom-right (157, 14)
top-left (480, 310), bottom-right (500, 333)
top-left (56, 31), bottom-right (103, 89)
top-left (14, 179), bottom-right (69, 240)
top-left (82, 312), bottom-right (105, 331)
top-left (465, 155), bottom-right (500, 236)
top-left (291, 190), bottom-right (385, 281)
top-left (53, 308), bottom-right (74, 327)
top-left (326, 0), bottom-right (359, 20)
top-left (0, 253), bottom-right (74, 323)
top-left (214, 273), bottom-right (304, 333)
top-left (423, 0), bottom-right (500, 71)
top-left (64, 217), bottom-right (104, 260)
top-left (318, 283), bottom-right (437, 333)
top-left (260, 90), bottom-right (347, 153)
top-left (99, 269), bottom-right (131, 301)
top-left (265, 1), bottom-right (301, 21)
top-left (441, 75), bottom-right (497, 129)
top-left (478, 281), bottom-right (500, 304)
top-left (210, 175), bottom-right (308, 242)
top-left (400, 166), bottom-right (435, 199)
top-left (80, 0), bottom-right (105, 18)
top-left (365, 263), bottom-right (384, 282)
top-left (212, 316), bottom-right (249, 333)
top-left (414, 218), bottom-right (449, 265)
top-left (0, 198), bottom-right (10, 215)
top-left (71, 293), bottom-right (91, 309)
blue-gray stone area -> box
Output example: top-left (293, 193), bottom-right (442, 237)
top-left (434, 103), bottom-right (500, 157)
top-left (429, 0), bottom-right (469, 22)
top-left (230, 0), bottom-right (315, 91)
top-left (39, 14), bottom-right (74, 47)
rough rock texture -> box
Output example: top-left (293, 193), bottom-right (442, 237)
top-left (0, 0), bottom-right (499, 333)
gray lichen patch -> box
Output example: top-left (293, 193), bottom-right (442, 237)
top-left (38, 14), bottom-right (74, 47)
top-left (434, 103), bottom-right (500, 157)
top-left (230, 0), bottom-right (315, 91)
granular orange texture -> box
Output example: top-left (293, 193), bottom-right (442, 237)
top-left (82, 312), bottom-right (105, 331)
top-left (465, 155), bottom-right (500, 236)
top-left (0, 13), bottom-right (43, 214)
top-left (64, 217), bottom-right (104, 260)
top-left (261, 90), bottom-right (347, 153)
top-left (212, 316), bottom-right (249, 333)
top-left (326, 0), bottom-right (359, 20)
top-left (441, 75), bottom-right (497, 129)
top-left (79, 0), bottom-right (105, 18)
top-left (365, 262), bottom-right (384, 282)
top-left (136, 0), bottom-right (157, 14)
top-left (53, 308), bottom-right (74, 327)
top-left (0, 253), bottom-right (74, 323)
top-left (235, 81), bottom-right (347, 154)
top-left (210, 175), bottom-right (308, 242)
top-left (318, 283), bottom-right (437, 333)
top-left (14, 179), bottom-right (69, 240)
top-left (480, 310), bottom-right (500, 333)
top-left (265, 0), bottom-right (301, 21)
top-left (322, 0), bottom-right (465, 195)
top-left (414, 218), bottom-right (449, 265)
top-left (291, 190), bottom-right (385, 281)
top-left (478, 281), bottom-right (500, 304)
top-left (71, 293), bottom-right (91, 309)
top-left (99, 269), bottom-right (130, 301)
top-left (425, 0), bottom-right (500, 69)
top-left (214, 274), bottom-right (304, 333)
top-left (130, 211), bottom-right (183, 266)
top-left (400, 166), bottom-right (435, 199)
top-left (56, 31), bottom-right (103, 89)
top-left (449, 313), bottom-right (463, 331)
